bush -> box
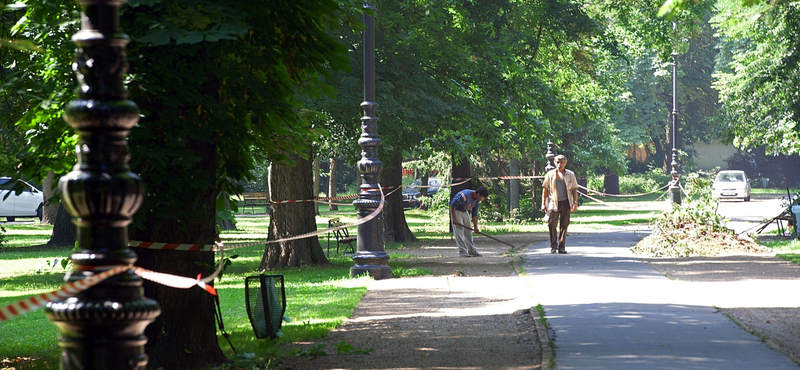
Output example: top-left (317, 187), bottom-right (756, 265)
top-left (589, 168), bottom-right (672, 195)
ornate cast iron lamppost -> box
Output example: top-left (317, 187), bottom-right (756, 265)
top-left (351, 2), bottom-right (392, 279)
top-left (545, 139), bottom-right (557, 172)
top-left (45, 1), bottom-right (161, 369)
top-left (669, 22), bottom-right (682, 205)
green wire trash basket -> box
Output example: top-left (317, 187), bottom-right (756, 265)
top-left (245, 274), bottom-right (286, 339)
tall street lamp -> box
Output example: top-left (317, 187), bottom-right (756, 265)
top-left (351, 2), bottom-right (392, 279)
top-left (669, 23), bottom-right (682, 205)
top-left (44, 1), bottom-right (161, 369)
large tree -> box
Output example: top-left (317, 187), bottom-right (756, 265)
top-left (711, 0), bottom-right (800, 155)
top-left (4, 0), bottom-right (361, 368)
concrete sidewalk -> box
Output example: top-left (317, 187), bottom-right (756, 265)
top-left (523, 229), bottom-right (800, 369)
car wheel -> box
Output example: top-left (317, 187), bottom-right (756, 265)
top-left (37, 204), bottom-right (43, 220)
top-left (6, 216), bottom-right (15, 222)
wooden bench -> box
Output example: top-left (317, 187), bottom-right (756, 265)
top-left (240, 192), bottom-right (270, 214)
top-left (327, 217), bottom-right (356, 256)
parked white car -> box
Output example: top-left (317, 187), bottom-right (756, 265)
top-left (0, 177), bottom-right (44, 222)
top-left (711, 170), bottom-right (751, 202)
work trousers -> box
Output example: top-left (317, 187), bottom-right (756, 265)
top-left (452, 211), bottom-right (477, 255)
top-left (548, 200), bottom-right (572, 251)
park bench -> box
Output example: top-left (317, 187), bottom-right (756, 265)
top-left (327, 217), bottom-right (356, 256)
top-left (241, 192), bottom-right (269, 214)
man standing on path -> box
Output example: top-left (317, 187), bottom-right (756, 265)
top-left (541, 154), bottom-right (579, 254)
top-left (450, 186), bottom-right (489, 257)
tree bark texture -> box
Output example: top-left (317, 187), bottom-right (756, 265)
top-left (260, 152), bottom-right (328, 270)
top-left (380, 150), bottom-right (417, 243)
top-left (603, 171), bottom-right (620, 195)
top-left (47, 204), bottom-right (76, 247)
top-left (42, 171), bottom-right (59, 225)
top-left (328, 154), bottom-right (338, 211)
top-left (313, 154), bottom-right (321, 215)
top-left (450, 152), bottom-right (473, 232)
top-left (508, 158), bottom-right (520, 218)
top-left (132, 137), bottom-right (227, 370)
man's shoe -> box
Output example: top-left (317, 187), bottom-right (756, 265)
top-left (469, 251), bottom-right (483, 257)
top-left (459, 254), bottom-right (471, 258)
top-left (550, 248), bottom-right (557, 254)
top-left (558, 249), bottom-right (567, 254)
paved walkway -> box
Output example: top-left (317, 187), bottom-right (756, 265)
top-left (523, 229), bottom-right (799, 369)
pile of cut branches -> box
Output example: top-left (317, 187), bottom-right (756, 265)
top-left (631, 173), bottom-right (772, 257)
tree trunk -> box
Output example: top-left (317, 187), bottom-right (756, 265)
top-left (508, 158), bottom-right (520, 219)
top-left (313, 154), bottom-right (321, 216)
top-left (42, 171), bottom-right (59, 225)
top-left (328, 154), bottom-right (338, 211)
top-left (420, 175), bottom-right (429, 197)
top-left (260, 152), bottom-right (328, 269)
top-left (47, 204), bottom-right (76, 247)
top-left (603, 171), bottom-right (620, 195)
top-left (380, 150), bottom-right (417, 243)
top-left (450, 152), bottom-right (472, 232)
top-left (133, 137), bottom-right (227, 370)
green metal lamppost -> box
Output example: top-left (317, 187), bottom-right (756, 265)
top-left (669, 23), bottom-right (682, 205)
top-left (350, 2), bottom-right (392, 279)
top-left (44, 1), bottom-right (160, 369)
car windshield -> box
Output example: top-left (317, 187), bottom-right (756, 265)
top-left (410, 178), bottom-right (440, 187)
top-left (716, 172), bottom-right (745, 182)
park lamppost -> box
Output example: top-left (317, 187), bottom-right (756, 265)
top-left (545, 139), bottom-right (557, 172)
top-left (669, 27), bottom-right (682, 205)
top-left (44, 0), bottom-right (161, 369)
top-left (351, 2), bottom-right (392, 279)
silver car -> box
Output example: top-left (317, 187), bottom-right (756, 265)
top-left (711, 170), bottom-right (751, 202)
top-left (0, 177), bottom-right (44, 221)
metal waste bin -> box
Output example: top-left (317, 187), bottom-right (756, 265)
top-left (245, 274), bottom-right (286, 339)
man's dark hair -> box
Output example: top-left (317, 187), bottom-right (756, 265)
top-left (475, 186), bottom-right (489, 197)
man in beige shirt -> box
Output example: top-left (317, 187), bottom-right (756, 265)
top-left (541, 154), bottom-right (579, 254)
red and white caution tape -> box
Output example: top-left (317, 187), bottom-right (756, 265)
top-left (2, 185), bottom-right (395, 323)
top-left (270, 185), bottom-right (401, 204)
top-left (0, 265), bottom-right (131, 322)
top-left (128, 241), bottom-right (216, 251)
top-left (130, 185), bottom-right (392, 253)
top-left (479, 175), bottom-right (544, 180)
top-left (1, 251), bottom-right (226, 322)
top-left (134, 267), bottom-right (217, 296)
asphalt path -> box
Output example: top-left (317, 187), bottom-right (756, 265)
top-left (523, 230), bottom-right (799, 370)
top-left (716, 195), bottom-right (788, 235)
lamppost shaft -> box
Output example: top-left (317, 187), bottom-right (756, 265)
top-left (669, 23), bottom-right (682, 205)
top-left (44, 1), bottom-right (160, 369)
top-left (351, 2), bottom-right (392, 279)
top-left (545, 140), bottom-right (557, 172)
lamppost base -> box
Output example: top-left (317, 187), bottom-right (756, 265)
top-left (350, 265), bottom-right (393, 280)
top-left (350, 251), bottom-right (393, 279)
top-left (669, 185), bottom-right (682, 205)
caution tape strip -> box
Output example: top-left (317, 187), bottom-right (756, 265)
top-left (130, 185), bottom-right (391, 253)
top-left (478, 175), bottom-right (545, 180)
top-left (0, 259), bottom-right (223, 322)
top-left (577, 183), bottom-right (670, 198)
top-left (270, 185), bottom-right (401, 204)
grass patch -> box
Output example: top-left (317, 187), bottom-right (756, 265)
top-left (0, 210), bottom-right (443, 368)
top-left (760, 238), bottom-right (800, 264)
